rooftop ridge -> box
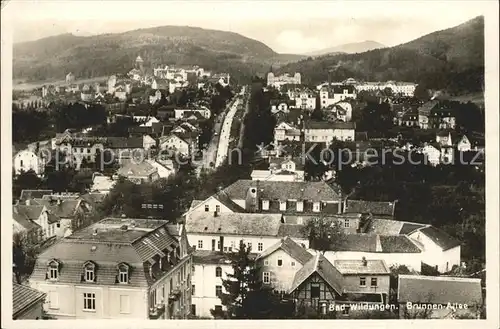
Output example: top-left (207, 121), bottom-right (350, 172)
top-left (399, 274), bottom-right (481, 283)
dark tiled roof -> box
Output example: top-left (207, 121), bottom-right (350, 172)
top-left (12, 283), bottom-right (46, 318)
top-left (222, 180), bottom-right (341, 202)
top-left (419, 226), bottom-right (461, 251)
top-left (19, 189), bottom-right (53, 201)
top-left (346, 200), bottom-right (396, 216)
top-left (304, 120), bottom-right (356, 130)
top-left (334, 234), bottom-right (379, 252)
top-left (117, 160), bottom-right (157, 177)
top-left (277, 224), bottom-right (308, 240)
top-left (269, 156), bottom-right (305, 171)
top-left (258, 237), bottom-right (313, 265)
top-left (186, 213), bottom-right (282, 237)
top-left (13, 205), bottom-right (45, 230)
top-left (106, 137), bottom-right (143, 149)
top-left (32, 199), bottom-right (80, 219)
top-left (289, 253), bottom-right (343, 295)
top-left (31, 218), bottom-right (182, 288)
top-left (379, 235), bottom-right (421, 253)
top-left (399, 222), bottom-right (427, 235)
top-left (398, 275), bottom-right (482, 305)
top-left (334, 259), bottom-right (390, 275)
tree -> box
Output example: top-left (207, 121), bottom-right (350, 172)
top-left (213, 241), bottom-right (284, 319)
top-left (12, 231), bottom-right (40, 283)
top-left (414, 83), bottom-right (430, 101)
top-left (13, 170), bottom-right (43, 198)
top-left (302, 216), bottom-right (347, 254)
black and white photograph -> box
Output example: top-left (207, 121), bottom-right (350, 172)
top-left (1, 0), bottom-right (499, 327)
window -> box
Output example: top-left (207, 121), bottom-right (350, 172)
top-left (211, 239), bottom-right (216, 251)
top-left (215, 205), bottom-right (220, 213)
top-left (192, 285), bottom-right (195, 296)
top-left (359, 277), bottom-right (366, 286)
top-left (48, 291), bottom-right (59, 309)
top-left (291, 261), bottom-right (296, 267)
top-left (342, 306), bottom-right (350, 315)
top-left (313, 202), bottom-right (321, 212)
top-left (191, 304), bottom-right (196, 316)
top-left (277, 258), bottom-right (283, 267)
top-left (264, 259), bottom-right (269, 266)
top-left (48, 261), bottom-right (58, 280)
top-left (217, 240), bottom-right (221, 250)
top-left (247, 242), bottom-right (252, 250)
top-left (215, 285), bottom-right (222, 297)
top-left (197, 240), bottom-right (203, 249)
top-left (371, 278), bottom-right (378, 287)
top-left (85, 265), bottom-right (95, 282)
top-left (119, 295), bottom-right (130, 314)
top-left (344, 218), bottom-right (350, 228)
top-left (204, 205), bottom-right (209, 212)
top-left (20, 160), bottom-right (24, 167)
top-left (311, 283), bottom-right (320, 298)
top-left (263, 272), bottom-right (270, 284)
top-left (215, 266), bottom-right (222, 277)
top-left (83, 292), bottom-right (96, 311)
top-left (118, 264), bottom-right (129, 283)
top-left (258, 243), bottom-right (263, 252)
top-left (230, 241), bottom-right (235, 249)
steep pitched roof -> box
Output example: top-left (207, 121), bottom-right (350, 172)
top-left (212, 191), bottom-right (247, 213)
top-left (117, 159), bottom-right (157, 177)
top-left (379, 235), bottom-right (422, 253)
top-left (222, 180), bottom-right (341, 202)
top-left (365, 218), bottom-right (427, 235)
top-left (418, 226), bottom-right (461, 251)
top-left (257, 237), bottom-right (313, 265)
top-left (289, 253), bottom-right (343, 295)
top-left (13, 206), bottom-right (42, 231)
top-left (398, 275), bottom-right (482, 305)
top-left (186, 212), bottom-right (283, 237)
top-left (32, 199), bottom-right (80, 219)
top-left (12, 283), bottom-right (46, 318)
top-left (304, 120), bottom-right (356, 130)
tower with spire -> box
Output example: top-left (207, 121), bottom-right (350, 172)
top-left (135, 55), bottom-right (144, 72)
top-left (267, 64), bottom-right (275, 87)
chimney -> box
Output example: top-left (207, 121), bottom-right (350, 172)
top-left (362, 257), bottom-right (367, 266)
top-left (25, 199), bottom-right (31, 206)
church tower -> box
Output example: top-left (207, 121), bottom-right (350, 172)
top-left (135, 55), bottom-right (144, 72)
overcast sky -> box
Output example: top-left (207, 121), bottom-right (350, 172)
top-left (5, 0), bottom-right (488, 54)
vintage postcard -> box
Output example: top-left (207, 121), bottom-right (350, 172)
top-left (1, 1), bottom-right (499, 328)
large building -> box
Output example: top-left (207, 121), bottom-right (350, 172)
top-left (319, 85), bottom-right (357, 108)
top-left (29, 218), bottom-right (193, 319)
top-left (267, 72), bottom-right (301, 89)
top-left (356, 81), bottom-right (417, 97)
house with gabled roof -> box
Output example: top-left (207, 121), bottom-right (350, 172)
top-left (304, 120), bottom-right (356, 144)
top-left (250, 156), bottom-right (305, 182)
top-left (159, 133), bottom-right (193, 157)
top-left (13, 203), bottom-right (60, 243)
top-left (256, 237), bottom-right (314, 293)
top-left (407, 226), bottom-right (461, 273)
top-left (185, 212), bottom-right (309, 255)
top-left (117, 159), bottom-right (160, 184)
top-left (397, 275), bottom-right (483, 319)
top-left (319, 85), bottom-right (357, 109)
top-left (29, 218), bottom-right (192, 319)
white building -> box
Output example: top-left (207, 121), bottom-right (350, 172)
top-left (304, 121), bottom-right (356, 144)
top-left (13, 150), bottom-right (45, 176)
top-left (267, 72), bottom-right (301, 89)
top-left (355, 81), bottom-right (417, 97)
top-left (407, 226), bottom-right (461, 273)
top-left (174, 108), bottom-right (211, 120)
top-left (250, 156), bottom-right (305, 182)
top-left (319, 85), bottom-right (357, 108)
top-left (294, 90), bottom-right (316, 111)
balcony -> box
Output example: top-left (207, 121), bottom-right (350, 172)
top-left (149, 304), bottom-right (166, 320)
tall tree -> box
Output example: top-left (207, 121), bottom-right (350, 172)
top-left (302, 216), bottom-right (346, 254)
top-left (213, 241), bottom-right (283, 319)
top-left (12, 231), bottom-right (40, 283)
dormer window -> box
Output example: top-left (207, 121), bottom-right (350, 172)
top-left (262, 200), bottom-right (270, 211)
top-left (48, 260), bottom-right (59, 280)
top-left (83, 261), bottom-right (96, 283)
top-left (296, 200), bottom-right (304, 212)
top-left (118, 263), bottom-right (129, 284)
top-left (279, 200), bottom-right (287, 211)
top-left (313, 202), bottom-right (321, 212)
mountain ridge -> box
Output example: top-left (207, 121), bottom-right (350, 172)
top-left (304, 40), bottom-right (386, 56)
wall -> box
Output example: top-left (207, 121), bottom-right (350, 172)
top-left (258, 249), bottom-right (304, 292)
top-left (186, 197), bottom-right (234, 221)
top-left (31, 281), bottom-right (148, 319)
top-left (408, 231), bottom-right (461, 273)
top-left (342, 275), bottom-right (390, 295)
top-left (13, 151), bottom-right (41, 175)
top-left (187, 233), bottom-right (279, 254)
top-left (191, 263), bottom-right (232, 318)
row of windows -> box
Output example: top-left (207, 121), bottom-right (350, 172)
top-left (49, 291), bottom-right (130, 313)
top-left (196, 239), bottom-right (264, 252)
top-left (360, 277), bottom-right (378, 287)
top-left (47, 260), bottom-right (130, 284)
top-left (263, 258), bottom-right (296, 268)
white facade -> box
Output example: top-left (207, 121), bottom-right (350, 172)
top-left (304, 127), bottom-right (355, 144)
top-left (159, 135), bottom-right (191, 156)
top-left (174, 109), bottom-right (211, 120)
top-left (13, 150), bottom-right (44, 175)
top-left (294, 92), bottom-right (316, 111)
top-left (355, 82), bottom-right (417, 97)
top-left (257, 249), bottom-right (305, 292)
top-left (267, 72), bottom-right (301, 89)
top-left (319, 87), bottom-right (357, 108)
top-left (408, 231), bottom-right (461, 273)
top-left (457, 135), bottom-right (472, 152)
top-left (191, 262), bottom-right (231, 318)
